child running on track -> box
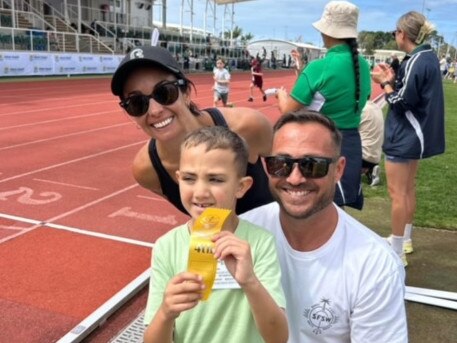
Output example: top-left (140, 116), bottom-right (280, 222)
top-left (248, 57), bottom-right (267, 102)
top-left (143, 126), bottom-right (287, 343)
top-left (213, 58), bottom-right (231, 107)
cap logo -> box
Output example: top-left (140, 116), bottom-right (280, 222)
top-left (130, 48), bottom-right (144, 60)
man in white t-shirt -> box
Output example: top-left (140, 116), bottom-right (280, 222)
top-left (241, 109), bottom-right (407, 343)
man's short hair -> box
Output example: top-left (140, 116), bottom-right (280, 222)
top-left (274, 109), bottom-right (342, 155)
top-left (181, 126), bottom-right (249, 176)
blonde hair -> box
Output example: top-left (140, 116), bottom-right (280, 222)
top-left (397, 11), bottom-right (435, 45)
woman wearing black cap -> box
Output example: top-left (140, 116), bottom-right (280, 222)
top-left (111, 46), bottom-right (273, 215)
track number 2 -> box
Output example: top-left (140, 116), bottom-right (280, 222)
top-left (0, 187), bottom-right (62, 205)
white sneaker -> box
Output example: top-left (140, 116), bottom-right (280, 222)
top-left (264, 88), bottom-right (278, 97)
top-left (370, 165), bottom-right (380, 186)
top-left (386, 235), bottom-right (414, 254)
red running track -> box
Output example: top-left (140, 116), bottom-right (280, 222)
top-left (0, 70), bottom-right (383, 342)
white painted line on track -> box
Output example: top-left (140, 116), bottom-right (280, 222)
top-left (0, 140), bottom-right (147, 183)
top-left (0, 123), bottom-right (130, 151)
top-left (0, 110), bottom-right (115, 131)
top-left (43, 184), bottom-right (140, 222)
top-left (46, 222), bottom-right (154, 248)
top-left (0, 100), bottom-right (115, 117)
top-left (0, 212), bottom-right (44, 225)
top-left (136, 194), bottom-right (168, 202)
top-left (0, 210), bottom-right (154, 248)
top-left (0, 225), bottom-right (29, 231)
top-left (33, 178), bottom-right (100, 191)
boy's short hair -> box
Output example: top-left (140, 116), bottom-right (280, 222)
top-left (181, 126), bottom-right (249, 176)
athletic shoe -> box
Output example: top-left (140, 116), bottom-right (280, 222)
top-left (263, 94), bottom-right (267, 101)
top-left (386, 235), bottom-right (414, 254)
top-left (370, 165), bottom-right (381, 186)
top-left (403, 239), bottom-right (414, 254)
top-left (247, 97), bottom-right (253, 102)
top-left (264, 88), bottom-right (278, 97)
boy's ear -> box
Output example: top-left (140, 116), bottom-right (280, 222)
top-left (175, 170), bottom-right (181, 181)
top-left (235, 176), bottom-right (253, 199)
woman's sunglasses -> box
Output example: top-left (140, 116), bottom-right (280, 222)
top-left (119, 79), bottom-right (186, 117)
top-left (264, 155), bottom-right (338, 179)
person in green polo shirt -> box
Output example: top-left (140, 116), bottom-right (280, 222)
top-left (277, 0), bottom-right (371, 210)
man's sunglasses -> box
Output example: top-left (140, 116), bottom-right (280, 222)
top-left (119, 79), bottom-right (186, 117)
top-left (264, 155), bottom-right (338, 179)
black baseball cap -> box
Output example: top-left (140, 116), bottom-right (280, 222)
top-left (111, 45), bottom-right (185, 96)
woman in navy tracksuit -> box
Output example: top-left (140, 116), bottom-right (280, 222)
top-left (372, 11), bottom-right (445, 265)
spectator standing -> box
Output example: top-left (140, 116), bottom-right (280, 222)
top-left (277, 0), bottom-right (371, 210)
top-left (290, 47), bottom-right (307, 76)
top-left (371, 11), bottom-right (445, 266)
top-left (359, 100), bottom-right (384, 186)
top-left (248, 57), bottom-right (267, 102)
top-left (212, 58), bottom-right (231, 107)
top-left (241, 110), bottom-right (407, 342)
top-left (143, 126), bottom-right (288, 343)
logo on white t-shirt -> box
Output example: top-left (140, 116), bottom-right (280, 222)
top-left (303, 298), bottom-right (338, 335)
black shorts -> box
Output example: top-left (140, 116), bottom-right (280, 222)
top-left (334, 129), bottom-right (363, 210)
top-left (252, 76), bottom-right (263, 89)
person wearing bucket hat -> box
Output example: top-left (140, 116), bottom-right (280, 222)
top-left (111, 46), bottom-right (274, 215)
top-left (276, 0), bottom-right (371, 210)
top-left (371, 12), bottom-right (445, 266)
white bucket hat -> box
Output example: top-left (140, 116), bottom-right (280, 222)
top-left (312, 1), bottom-right (359, 39)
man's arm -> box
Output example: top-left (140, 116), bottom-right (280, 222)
top-left (350, 268), bottom-right (407, 342)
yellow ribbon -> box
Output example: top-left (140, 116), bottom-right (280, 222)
top-left (187, 208), bottom-right (232, 301)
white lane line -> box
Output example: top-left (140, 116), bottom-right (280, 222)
top-left (46, 222), bottom-right (154, 248)
top-left (0, 212), bottom-right (44, 225)
top-left (136, 195), bottom-right (169, 202)
top-left (0, 140), bottom-right (147, 183)
top-left (0, 110), bottom-right (115, 131)
top-left (33, 178), bottom-right (100, 191)
top-left (0, 208), bottom-right (154, 248)
top-left (0, 100), bottom-right (115, 117)
top-left (0, 225), bottom-right (30, 231)
top-left (43, 184), bottom-right (140, 223)
top-left (0, 123), bottom-right (130, 151)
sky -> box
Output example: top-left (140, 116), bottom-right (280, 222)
top-left (152, 0), bottom-right (457, 47)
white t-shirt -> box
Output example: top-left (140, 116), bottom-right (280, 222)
top-left (439, 58), bottom-right (447, 72)
top-left (213, 68), bottom-right (230, 94)
top-left (241, 202), bottom-right (407, 343)
top-left (359, 101), bottom-right (384, 164)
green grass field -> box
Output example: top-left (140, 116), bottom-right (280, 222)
top-left (352, 80), bottom-right (457, 231)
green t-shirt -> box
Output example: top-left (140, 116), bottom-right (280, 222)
top-left (291, 44), bottom-right (371, 129)
top-left (144, 219), bottom-right (285, 343)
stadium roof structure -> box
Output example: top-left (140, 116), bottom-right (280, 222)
top-left (213, 0), bottom-right (254, 4)
top-left (171, 0), bottom-right (256, 41)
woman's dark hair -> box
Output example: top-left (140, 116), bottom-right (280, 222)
top-left (345, 38), bottom-right (361, 113)
top-left (178, 76), bottom-right (201, 116)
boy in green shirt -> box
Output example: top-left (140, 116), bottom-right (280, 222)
top-left (144, 126), bottom-right (287, 343)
